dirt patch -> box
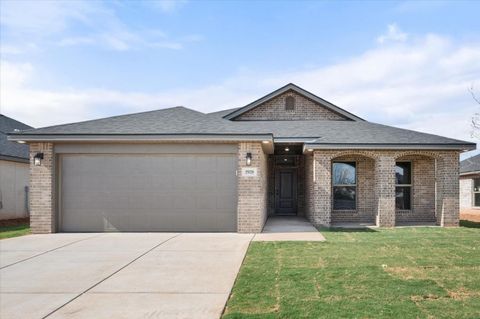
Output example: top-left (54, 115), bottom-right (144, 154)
top-left (0, 218), bottom-right (29, 227)
top-left (447, 287), bottom-right (480, 300)
top-left (460, 209), bottom-right (480, 222)
top-left (411, 294), bottom-right (440, 302)
top-left (384, 266), bottom-right (431, 280)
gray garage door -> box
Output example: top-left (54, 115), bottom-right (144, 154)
top-left (59, 151), bottom-right (238, 232)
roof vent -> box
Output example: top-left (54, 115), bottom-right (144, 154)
top-left (285, 96), bottom-right (295, 111)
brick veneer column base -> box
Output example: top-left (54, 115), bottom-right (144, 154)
top-left (29, 142), bottom-right (55, 234)
top-left (237, 142), bottom-right (268, 233)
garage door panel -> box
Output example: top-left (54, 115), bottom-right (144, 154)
top-left (173, 174), bottom-right (195, 190)
top-left (60, 152), bottom-right (237, 232)
top-left (196, 193), bottom-right (217, 210)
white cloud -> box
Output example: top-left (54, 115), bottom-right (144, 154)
top-left (149, 0), bottom-right (188, 13)
top-left (58, 37), bottom-right (96, 47)
top-left (377, 24), bottom-right (408, 44)
top-left (0, 0), bottom-right (199, 52)
top-left (1, 27), bottom-right (479, 156)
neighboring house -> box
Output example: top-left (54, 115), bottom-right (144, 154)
top-left (0, 115), bottom-right (33, 220)
top-left (460, 154), bottom-right (480, 210)
top-left (7, 84), bottom-right (475, 233)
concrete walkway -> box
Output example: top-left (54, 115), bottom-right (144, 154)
top-left (253, 217), bottom-right (325, 241)
top-left (0, 232), bottom-right (253, 319)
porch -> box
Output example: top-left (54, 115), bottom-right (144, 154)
top-left (266, 144), bottom-right (460, 228)
top-left (253, 216), bottom-right (325, 241)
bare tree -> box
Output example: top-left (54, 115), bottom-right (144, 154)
top-left (471, 83), bottom-right (480, 139)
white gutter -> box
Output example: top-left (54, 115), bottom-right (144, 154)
top-left (7, 134), bottom-right (274, 143)
top-left (303, 143), bottom-right (476, 152)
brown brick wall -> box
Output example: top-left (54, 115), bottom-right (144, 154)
top-left (395, 155), bottom-right (436, 223)
top-left (235, 91), bottom-right (348, 121)
top-left (29, 142), bottom-right (55, 234)
top-left (436, 152), bottom-right (460, 226)
top-left (305, 154), bottom-right (314, 222)
top-left (331, 155), bottom-right (376, 224)
top-left (305, 150), bottom-right (460, 228)
top-left (237, 142), bottom-right (268, 232)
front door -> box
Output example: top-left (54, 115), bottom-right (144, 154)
top-left (275, 168), bottom-right (297, 215)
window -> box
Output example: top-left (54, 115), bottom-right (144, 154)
top-left (395, 162), bottom-right (412, 210)
top-left (332, 162), bottom-right (356, 210)
top-left (285, 96), bottom-right (295, 111)
top-left (473, 179), bottom-right (480, 207)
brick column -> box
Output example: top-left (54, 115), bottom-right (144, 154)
top-left (237, 142), bottom-right (268, 233)
top-left (309, 151), bottom-right (332, 227)
top-left (29, 142), bottom-right (55, 233)
top-left (375, 155), bottom-right (395, 227)
top-left (436, 152), bottom-right (460, 226)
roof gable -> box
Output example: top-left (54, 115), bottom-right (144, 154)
top-left (223, 83), bottom-right (364, 121)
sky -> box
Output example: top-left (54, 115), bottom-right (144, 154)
top-left (1, 0), bottom-right (479, 159)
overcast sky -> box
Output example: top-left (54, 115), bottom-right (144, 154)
top-left (1, 0), bottom-right (479, 158)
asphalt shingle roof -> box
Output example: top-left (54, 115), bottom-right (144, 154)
top-left (9, 106), bottom-right (473, 148)
top-left (0, 114), bottom-right (32, 160)
top-left (460, 154), bottom-right (480, 174)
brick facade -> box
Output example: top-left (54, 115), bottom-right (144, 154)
top-left (395, 155), bottom-right (436, 223)
top-left (26, 141), bottom-right (460, 233)
top-left (305, 150), bottom-right (460, 228)
top-left (235, 91), bottom-right (348, 121)
top-left (236, 142), bottom-right (268, 232)
top-left (29, 142), bottom-right (55, 233)
top-left (330, 155), bottom-right (375, 224)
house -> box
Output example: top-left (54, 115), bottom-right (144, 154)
top-left (0, 115), bottom-right (33, 220)
top-left (460, 154), bottom-right (480, 211)
top-left (7, 84), bottom-right (475, 233)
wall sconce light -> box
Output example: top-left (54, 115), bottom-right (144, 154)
top-left (284, 147), bottom-right (290, 152)
top-left (246, 152), bottom-right (252, 166)
top-left (34, 152), bottom-right (44, 166)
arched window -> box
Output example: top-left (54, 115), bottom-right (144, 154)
top-left (285, 96), bottom-right (295, 111)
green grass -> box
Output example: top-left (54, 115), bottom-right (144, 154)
top-left (0, 224), bottom-right (30, 239)
top-left (223, 227), bottom-right (480, 319)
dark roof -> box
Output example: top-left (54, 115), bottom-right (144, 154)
top-left (6, 84), bottom-right (475, 150)
top-left (0, 114), bottom-right (32, 162)
top-left (460, 154), bottom-right (480, 174)
top-left (8, 106), bottom-right (474, 149)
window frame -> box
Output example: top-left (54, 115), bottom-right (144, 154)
top-left (472, 178), bottom-right (480, 208)
top-left (332, 161), bottom-right (357, 211)
top-left (395, 160), bottom-right (413, 211)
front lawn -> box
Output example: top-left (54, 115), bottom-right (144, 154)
top-left (0, 222), bottom-right (30, 239)
top-left (223, 226), bottom-right (480, 319)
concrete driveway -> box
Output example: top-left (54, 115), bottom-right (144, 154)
top-left (0, 232), bottom-right (253, 319)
